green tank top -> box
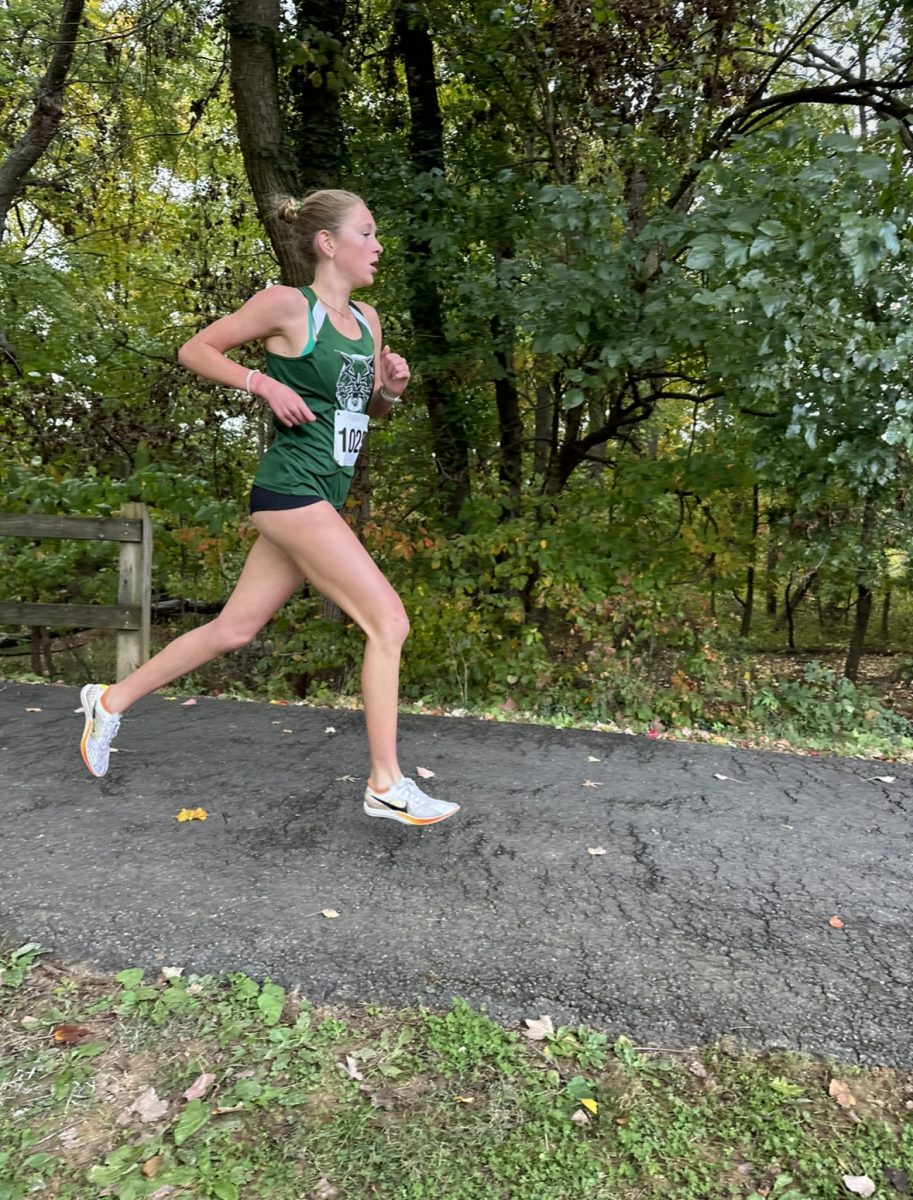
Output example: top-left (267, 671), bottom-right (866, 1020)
top-left (253, 285), bottom-right (375, 507)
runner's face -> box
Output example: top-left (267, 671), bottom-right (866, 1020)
top-left (333, 205), bottom-right (382, 288)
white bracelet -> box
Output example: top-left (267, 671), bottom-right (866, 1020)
top-left (244, 368), bottom-right (261, 396)
top-left (379, 386), bottom-right (403, 404)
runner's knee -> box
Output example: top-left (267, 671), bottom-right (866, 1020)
top-left (365, 600), bottom-right (410, 648)
top-left (208, 614), bottom-right (265, 652)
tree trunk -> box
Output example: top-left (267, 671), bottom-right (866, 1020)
top-left (739, 483), bottom-right (759, 637)
top-left (881, 587), bottom-right (891, 641)
top-left (0, 0), bottom-right (85, 243)
top-left (289, 2), bottom-right (348, 188)
top-left (533, 379), bottom-right (558, 477)
top-left (844, 584), bottom-right (873, 682)
top-left (782, 568), bottom-right (818, 652)
top-left (844, 500), bottom-right (877, 682)
top-left (765, 506), bottom-right (782, 616)
top-left (490, 248), bottom-right (522, 514)
top-left (394, 1), bottom-right (470, 523)
top-left (227, 0), bottom-right (310, 283)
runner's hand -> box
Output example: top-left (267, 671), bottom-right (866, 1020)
top-left (257, 377), bottom-right (315, 427)
top-left (380, 345), bottom-right (410, 397)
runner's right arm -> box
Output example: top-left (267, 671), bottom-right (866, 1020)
top-left (178, 286), bottom-right (315, 427)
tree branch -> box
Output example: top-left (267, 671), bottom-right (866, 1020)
top-left (0, 0), bottom-right (86, 242)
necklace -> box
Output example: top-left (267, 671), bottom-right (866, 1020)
top-left (313, 291), bottom-right (353, 320)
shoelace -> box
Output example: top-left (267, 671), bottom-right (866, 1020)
top-left (94, 708), bottom-right (121, 747)
top-left (397, 778), bottom-right (426, 805)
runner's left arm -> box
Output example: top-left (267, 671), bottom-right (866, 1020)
top-left (355, 302), bottom-right (410, 416)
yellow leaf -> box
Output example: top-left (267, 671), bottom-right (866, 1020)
top-left (580, 1097), bottom-right (598, 1115)
top-left (176, 807), bottom-right (208, 822)
top-left (454, 1095), bottom-right (474, 1103)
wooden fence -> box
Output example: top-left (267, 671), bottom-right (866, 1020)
top-left (0, 502), bottom-right (152, 679)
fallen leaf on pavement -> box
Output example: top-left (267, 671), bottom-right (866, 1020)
top-left (416, 766), bottom-right (435, 779)
top-left (269, 699), bottom-right (289, 705)
top-left (183, 1073), bottom-right (215, 1101)
top-left (586, 756), bottom-right (601, 762)
top-left (583, 780), bottom-right (603, 788)
top-left (161, 966), bottom-right (183, 980)
top-left (523, 1015), bottom-right (555, 1041)
top-left (176, 808), bottom-right (208, 822)
top-left (181, 699), bottom-right (197, 707)
top-left (587, 847), bottom-right (607, 856)
top-left (842, 1176), bottom-right (876, 1198)
top-left (336, 774), bottom-right (356, 782)
top-left (321, 909), bottom-right (340, 919)
top-left (866, 775), bottom-right (896, 783)
top-left (713, 773), bottom-right (745, 782)
top-left (25, 707), bottom-right (42, 712)
top-left (829, 1078), bottom-right (857, 1108)
top-left (828, 915), bottom-right (845, 929)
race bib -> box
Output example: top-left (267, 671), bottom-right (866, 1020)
top-left (333, 409), bottom-right (369, 467)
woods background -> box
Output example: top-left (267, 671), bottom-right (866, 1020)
top-left (2, 0), bottom-right (912, 751)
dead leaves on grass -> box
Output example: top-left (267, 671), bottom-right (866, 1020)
top-left (522, 1015), bottom-right (555, 1041)
top-left (829, 1078), bottom-right (857, 1109)
top-left (182, 1073), bottom-right (215, 1102)
top-left (52, 1023), bottom-right (94, 1047)
top-left (842, 1176), bottom-right (876, 1198)
top-left (309, 1178), bottom-right (343, 1200)
top-left (117, 1086), bottom-right (169, 1126)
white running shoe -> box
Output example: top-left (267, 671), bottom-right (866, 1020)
top-left (80, 683), bottom-right (121, 778)
top-left (363, 776), bottom-right (460, 826)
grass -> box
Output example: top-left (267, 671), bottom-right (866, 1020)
top-left (2, 945), bottom-right (912, 1200)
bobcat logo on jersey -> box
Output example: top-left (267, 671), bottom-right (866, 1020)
top-left (336, 351), bottom-right (373, 412)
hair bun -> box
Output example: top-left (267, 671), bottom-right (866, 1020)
top-left (276, 196), bottom-right (299, 224)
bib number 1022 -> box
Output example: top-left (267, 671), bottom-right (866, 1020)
top-left (338, 426), bottom-right (365, 456)
top-left (333, 409), bottom-right (369, 467)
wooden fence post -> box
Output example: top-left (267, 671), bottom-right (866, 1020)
top-left (116, 502), bottom-right (152, 680)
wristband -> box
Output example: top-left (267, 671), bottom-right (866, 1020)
top-left (379, 386), bottom-right (403, 404)
top-left (244, 368), bottom-right (261, 396)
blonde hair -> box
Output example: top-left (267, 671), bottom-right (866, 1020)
top-left (276, 189), bottom-right (365, 281)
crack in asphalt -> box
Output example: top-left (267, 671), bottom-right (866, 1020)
top-left (1, 680), bottom-right (912, 1065)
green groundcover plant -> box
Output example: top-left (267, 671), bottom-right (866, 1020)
top-left (2, 944), bottom-right (912, 1200)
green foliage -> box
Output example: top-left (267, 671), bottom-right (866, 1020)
top-left (749, 662), bottom-right (913, 745)
top-left (0, 462), bottom-right (246, 611)
top-left (0, 943), bottom-right (45, 989)
top-left (3, 960), bottom-right (913, 1199)
top-left (3, 0), bottom-right (913, 755)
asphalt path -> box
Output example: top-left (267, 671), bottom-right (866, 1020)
top-left (1, 678), bottom-right (911, 1065)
